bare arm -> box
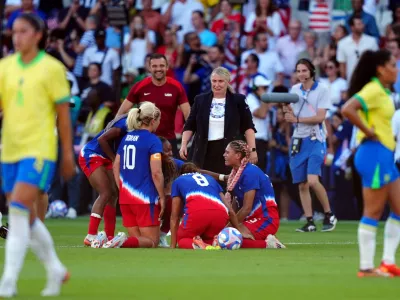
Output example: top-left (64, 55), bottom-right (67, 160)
top-left (170, 196), bottom-right (183, 248)
top-left (58, 46), bottom-right (75, 69)
top-left (339, 63), bottom-right (346, 80)
top-left (59, 10), bottom-right (73, 30)
top-left (220, 192), bottom-right (240, 229)
top-left (244, 129), bottom-right (256, 151)
top-left (200, 169), bottom-right (228, 182)
top-left (150, 154), bottom-right (166, 216)
top-left (252, 103), bottom-right (270, 119)
top-left (342, 98), bottom-right (376, 139)
top-left (113, 154), bottom-right (121, 189)
top-left (161, 1), bottom-right (174, 25)
top-left (179, 102), bottom-right (190, 120)
top-left (116, 99), bottom-right (134, 117)
top-left (236, 190), bottom-right (256, 223)
top-left (56, 102), bottom-right (76, 180)
top-left (98, 128), bottom-right (122, 161)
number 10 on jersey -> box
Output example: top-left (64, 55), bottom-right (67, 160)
top-left (123, 145), bottom-right (136, 170)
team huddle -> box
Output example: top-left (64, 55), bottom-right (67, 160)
top-left (80, 101), bottom-right (285, 250)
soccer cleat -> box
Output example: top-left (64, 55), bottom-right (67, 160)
top-left (296, 222), bottom-right (317, 232)
top-left (0, 278), bottom-right (17, 298)
top-left (266, 234), bottom-right (286, 249)
top-left (41, 268), bottom-right (70, 297)
top-left (0, 223), bottom-right (9, 239)
top-left (192, 236), bottom-right (212, 250)
top-left (321, 215), bottom-right (338, 232)
top-left (84, 234), bottom-right (96, 247)
top-left (66, 207), bottom-right (77, 219)
top-left (357, 268), bottom-right (393, 278)
top-left (102, 232), bottom-right (127, 248)
top-left (158, 232), bottom-right (170, 248)
top-left (379, 262), bottom-right (400, 276)
top-left (91, 231), bottom-right (107, 248)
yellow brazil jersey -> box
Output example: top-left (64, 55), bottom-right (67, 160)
top-left (354, 77), bottom-right (395, 151)
top-left (0, 51), bottom-right (70, 163)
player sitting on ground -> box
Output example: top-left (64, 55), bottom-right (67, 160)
top-left (224, 140), bottom-right (286, 249)
top-left (158, 137), bottom-right (184, 247)
top-left (101, 102), bottom-right (176, 249)
top-left (170, 162), bottom-right (253, 249)
top-left (80, 114), bottom-right (128, 247)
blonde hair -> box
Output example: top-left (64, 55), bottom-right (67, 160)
top-left (210, 66), bottom-right (234, 93)
top-left (126, 101), bottom-right (161, 131)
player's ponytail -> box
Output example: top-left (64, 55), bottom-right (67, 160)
top-left (17, 13), bottom-right (47, 50)
top-left (226, 140), bottom-right (250, 193)
top-left (126, 101), bottom-right (161, 131)
top-left (162, 155), bottom-right (178, 186)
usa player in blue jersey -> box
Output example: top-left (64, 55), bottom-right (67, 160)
top-left (103, 102), bottom-right (176, 248)
top-left (170, 162), bottom-right (253, 249)
top-left (224, 140), bottom-right (285, 249)
top-left (79, 114), bottom-right (128, 247)
top-left (158, 136), bottom-right (184, 247)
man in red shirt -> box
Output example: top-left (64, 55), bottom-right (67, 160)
top-left (117, 53), bottom-right (190, 156)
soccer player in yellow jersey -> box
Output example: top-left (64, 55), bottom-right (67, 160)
top-left (0, 14), bottom-right (76, 297)
top-left (342, 50), bottom-right (400, 278)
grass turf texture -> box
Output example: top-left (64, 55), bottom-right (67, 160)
top-left (0, 218), bottom-right (399, 299)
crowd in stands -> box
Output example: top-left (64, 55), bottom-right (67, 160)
top-left (1, 0), bottom-right (400, 221)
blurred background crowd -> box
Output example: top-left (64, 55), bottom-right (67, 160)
top-left (0, 0), bottom-right (399, 221)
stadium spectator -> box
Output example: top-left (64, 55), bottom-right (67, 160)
top-left (245, 75), bottom-right (271, 172)
top-left (46, 29), bottom-right (77, 70)
top-left (237, 53), bottom-right (267, 95)
top-left (156, 27), bottom-right (179, 72)
top-left (191, 10), bottom-right (217, 48)
top-left (245, 0), bottom-right (284, 51)
top-left (58, 0), bottom-right (89, 35)
top-left (180, 67), bottom-right (257, 175)
top-left (337, 15), bottom-right (378, 81)
top-left (72, 14), bottom-right (97, 84)
top-left (141, 0), bottom-right (165, 35)
top-left (322, 25), bottom-right (348, 68)
top-left (386, 38), bottom-right (400, 94)
top-left (392, 4), bottom-right (400, 25)
top-left (6, 0), bottom-right (46, 31)
top-left (283, 58), bottom-right (337, 232)
top-left (124, 15), bottom-right (156, 70)
top-left (297, 30), bottom-right (322, 79)
top-left (276, 20), bottom-right (306, 83)
top-left (5, 0), bottom-right (39, 16)
top-left (210, 0), bottom-right (236, 36)
top-left (241, 32), bottom-right (284, 86)
top-left (319, 59), bottom-right (348, 109)
top-left (161, 0), bottom-right (204, 44)
top-left (117, 53), bottom-right (190, 157)
top-left (80, 63), bottom-right (113, 106)
top-left (80, 0), bottom-right (98, 8)
top-left (345, 0), bottom-right (380, 41)
top-left (83, 28), bottom-right (120, 88)
top-left (308, 0), bottom-right (332, 49)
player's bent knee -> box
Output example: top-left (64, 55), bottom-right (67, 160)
top-left (298, 182), bottom-right (309, 191)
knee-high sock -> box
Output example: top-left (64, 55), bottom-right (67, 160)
top-left (103, 205), bottom-right (116, 238)
top-left (88, 213), bottom-right (102, 235)
top-left (358, 216), bottom-right (378, 270)
top-left (0, 202), bottom-right (30, 285)
top-left (241, 239), bottom-right (267, 248)
top-left (178, 238), bottom-right (195, 249)
top-left (382, 212), bottom-right (400, 265)
top-left (30, 218), bottom-right (63, 273)
top-left (121, 237), bottom-right (139, 248)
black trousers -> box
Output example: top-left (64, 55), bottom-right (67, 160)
top-left (255, 139), bottom-right (268, 172)
top-left (203, 139), bottom-right (230, 175)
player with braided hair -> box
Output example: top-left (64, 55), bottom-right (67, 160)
top-left (79, 114), bottom-right (128, 247)
top-left (224, 140), bottom-right (286, 249)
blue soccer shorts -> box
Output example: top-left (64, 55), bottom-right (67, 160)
top-left (1, 158), bottom-right (56, 194)
top-left (355, 140), bottom-right (399, 189)
top-left (289, 137), bottom-right (326, 184)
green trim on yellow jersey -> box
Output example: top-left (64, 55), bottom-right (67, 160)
top-left (354, 94), bottom-right (369, 122)
top-left (371, 77), bottom-right (391, 95)
top-left (16, 50), bottom-right (45, 69)
top-left (55, 96), bottom-right (71, 104)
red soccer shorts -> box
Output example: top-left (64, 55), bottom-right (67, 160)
top-left (79, 153), bottom-right (112, 178)
top-left (244, 206), bottom-right (280, 240)
top-left (120, 204), bottom-right (160, 228)
top-left (177, 209), bottom-right (229, 241)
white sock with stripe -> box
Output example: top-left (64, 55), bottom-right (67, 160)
top-left (358, 216), bottom-right (378, 271)
top-left (382, 212), bottom-right (400, 265)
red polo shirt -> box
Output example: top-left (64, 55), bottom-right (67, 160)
top-left (126, 77), bottom-right (188, 139)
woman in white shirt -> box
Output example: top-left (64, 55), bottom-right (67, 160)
top-left (124, 15), bottom-right (156, 70)
top-left (320, 59), bottom-right (348, 110)
top-left (245, 0), bottom-right (284, 51)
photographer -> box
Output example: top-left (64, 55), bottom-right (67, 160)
top-left (283, 58), bottom-right (337, 232)
top-left (46, 28), bottom-right (77, 70)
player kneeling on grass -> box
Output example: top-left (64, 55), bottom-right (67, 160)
top-left (170, 162), bottom-right (253, 249)
top-left (94, 102), bottom-right (174, 249)
top-left (224, 140), bottom-right (285, 249)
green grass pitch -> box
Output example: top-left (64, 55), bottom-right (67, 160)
top-left (0, 219), bottom-right (399, 299)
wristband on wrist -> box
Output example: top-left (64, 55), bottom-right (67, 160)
top-left (219, 174), bottom-right (225, 181)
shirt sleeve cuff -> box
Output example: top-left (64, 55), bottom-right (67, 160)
top-left (55, 96), bottom-right (71, 104)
